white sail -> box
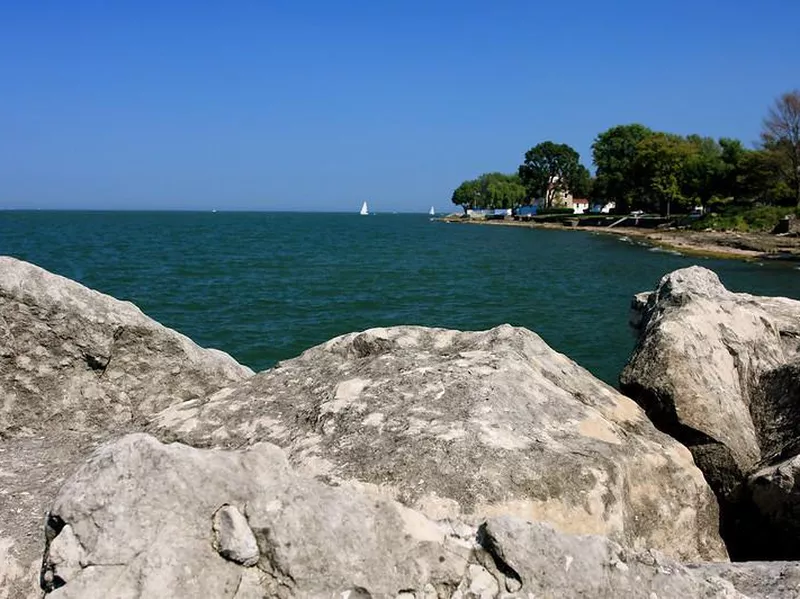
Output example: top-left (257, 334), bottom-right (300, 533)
top-left (360, 201), bottom-right (369, 215)
top-left (429, 206), bottom-right (435, 216)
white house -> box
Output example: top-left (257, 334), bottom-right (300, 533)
top-left (571, 198), bottom-right (590, 214)
top-left (533, 175), bottom-right (573, 209)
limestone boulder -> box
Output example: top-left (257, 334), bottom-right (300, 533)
top-left (0, 256), bottom-right (253, 598)
top-left (153, 324), bottom-right (727, 561)
top-left (41, 433), bottom-right (474, 598)
top-left (477, 517), bottom-right (745, 598)
top-left (621, 265), bottom-right (800, 559)
top-left (746, 448), bottom-right (800, 559)
top-left (0, 256), bottom-right (252, 434)
top-left (690, 561), bottom-right (800, 599)
top-left (40, 434), bottom-right (757, 599)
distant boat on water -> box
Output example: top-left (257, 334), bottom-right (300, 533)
top-left (360, 201), bottom-right (369, 216)
top-left (429, 206), bottom-right (435, 216)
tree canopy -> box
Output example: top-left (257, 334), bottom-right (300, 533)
top-left (761, 90), bottom-right (800, 208)
top-left (591, 124), bottom-right (653, 213)
top-left (450, 89), bottom-right (800, 216)
top-left (518, 142), bottom-right (584, 208)
top-left (450, 173), bottom-right (525, 212)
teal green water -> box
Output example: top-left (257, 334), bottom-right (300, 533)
top-left (2, 211), bottom-right (798, 385)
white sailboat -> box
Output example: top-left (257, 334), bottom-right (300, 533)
top-left (429, 206), bottom-right (435, 216)
top-left (360, 201), bottom-right (369, 215)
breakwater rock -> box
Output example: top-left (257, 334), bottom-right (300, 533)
top-left (3, 256), bottom-right (800, 597)
top-left (0, 256), bottom-right (253, 597)
top-left (151, 324), bottom-right (726, 562)
top-left (622, 265), bottom-right (800, 560)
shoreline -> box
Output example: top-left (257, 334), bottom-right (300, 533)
top-left (438, 216), bottom-right (800, 262)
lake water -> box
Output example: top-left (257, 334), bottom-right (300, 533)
top-left (2, 211), bottom-right (798, 385)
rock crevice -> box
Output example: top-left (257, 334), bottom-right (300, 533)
top-left (622, 266), bottom-right (800, 560)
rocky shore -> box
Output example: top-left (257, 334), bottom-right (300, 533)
top-left (439, 216), bottom-right (800, 261)
top-left (2, 256), bottom-right (800, 597)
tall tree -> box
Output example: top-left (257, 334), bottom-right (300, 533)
top-left (483, 173), bottom-right (526, 209)
top-left (518, 142), bottom-right (584, 208)
top-left (570, 165), bottom-right (593, 198)
top-left (450, 173), bottom-right (525, 212)
top-left (738, 149), bottom-right (793, 205)
top-left (718, 138), bottom-right (748, 201)
top-left (682, 135), bottom-right (725, 209)
top-left (451, 179), bottom-right (481, 213)
top-left (761, 90), bottom-right (800, 207)
top-left (591, 124), bottom-right (654, 213)
top-left (635, 133), bottom-right (692, 215)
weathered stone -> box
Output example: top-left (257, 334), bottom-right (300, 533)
top-left (0, 256), bottom-right (252, 435)
top-left (621, 266), bottom-right (800, 559)
top-left (38, 432), bottom-right (792, 599)
top-left (41, 434), bottom-right (473, 597)
top-left (212, 505), bottom-right (259, 567)
top-left (40, 524), bottom-right (85, 590)
top-left (477, 517), bottom-right (745, 598)
top-left (153, 324), bottom-right (727, 562)
top-left (689, 561), bottom-right (800, 599)
top-left (746, 451), bottom-right (800, 559)
top-left (0, 256), bottom-right (253, 597)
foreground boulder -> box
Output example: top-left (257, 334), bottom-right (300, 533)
top-left (153, 324), bottom-right (727, 561)
top-left (0, 257), bottom-right (253, 598)
top-left (621, 266), bottom-right (800, 559)
top-left (691, 561), bottom-right (800, 599)
top-left (42, 434), bottom-right (750, 598)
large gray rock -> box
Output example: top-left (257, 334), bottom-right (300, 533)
top-left (477, 517), bottom-right (746, 598)
top-left (39, 433), bottom-right (762, 598)
top-left (689, 561), bottom-right (800, 599)
top-left (152, 324), bottom-right (727, 561)
top-left (621, 266), bottom-right (800, 559)
top-left (0, 257), bottom-right (253, 598)
top-left (41, 433), bottom-right (474, 597)
top-left (746, 448), bottom-right (800, 559)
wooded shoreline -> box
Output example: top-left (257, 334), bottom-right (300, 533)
top-left (438, 215), bottom-right (800, 262)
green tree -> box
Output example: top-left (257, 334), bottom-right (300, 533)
top-left (591, 124), bottom-right (654, 213)
top-left (682, 135), bottom-right (725, 209)
top-left (482, 173), bottom-right (526, 209)
top-left (518, 142), bottom-right (584, 208)
top-left (761, 90), bottom-right (800, 207)
top-left (570, 165), bottom-right (593, 198)
top-left (718, 138), bottom-right (748, 201)
top-left (451, 179), bottom-right (481, 213)
top-left (738, 149), bottom-right (793, 205)
top-left (450, 173), bottom-right (525, 212)
top-left (634, 133), bottom-right (692, 215)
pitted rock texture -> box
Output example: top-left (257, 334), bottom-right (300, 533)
top-left (0, 256), bottom-right (252, 435)
top-left (41, 434), bottom-right (474, 598)
top-left (478, 517), bottom-right (745, 598)
top-left (0, 256), bottom-right (253, 598)
top-left (689, 561), bottom-right (800, 599)
top-left (41, 434), bottom-right (757, 599)
top-left (621, 266), bottom-right (800, 559)
top-left (152, 324), bottom-right (727, 561)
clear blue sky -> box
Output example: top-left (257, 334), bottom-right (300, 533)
top-left (1, 1), bottom-right (798, 212)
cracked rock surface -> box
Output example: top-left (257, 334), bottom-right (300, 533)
top-left (152, 324), bottom-right (727, 562)
top-left (42, 433), bottom-right (765, 599)
top-left (42, 434), bottom-right (473, 598)
top-left (10, 256), bottom-right (800, 597)
top-left (621, 266), bottom-right (800, 559)
top-left (0, 256), bottom-right (253, 598)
